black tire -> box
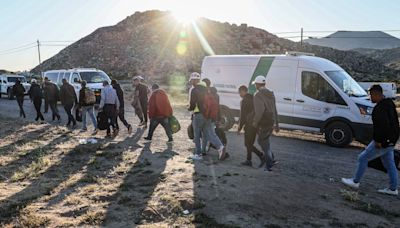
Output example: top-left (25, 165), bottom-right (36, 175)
top-left (324, 121), bottom-right (353, 147)
top-left (219, 106), bottom-right (235, 131)
top-left (7, 89), bottom-right (14, 100)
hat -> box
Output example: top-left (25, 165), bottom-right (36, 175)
top-left (189, 72), bottom-right (201, 82)
top-left (252, 75), bottom-right (266, 85)
top-left (31, 79), bottom-right (37, 84)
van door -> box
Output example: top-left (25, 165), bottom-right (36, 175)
top-left (293, 69), bottom-right (347, 131)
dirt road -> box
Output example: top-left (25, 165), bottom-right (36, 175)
top-left (0, 97), bottom-right (399, 227)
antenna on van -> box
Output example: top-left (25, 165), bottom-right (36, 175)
top-left (286, 51), bottom-right (315, 56)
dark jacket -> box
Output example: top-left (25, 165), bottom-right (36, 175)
top-left (253, 87), bottom-right (279, 129)
top-left (60, 83), bottom-right (77, 105)
top-left (372, 98), bottom-right (399, 147)
top-left (239, 93), bottom-right (255, 131)
top-left (28, 83), bottom-right (43, 100)
top-left (135, 83), bottom-right (149, 105)
top-left (79, 87), bottom-right (93, 107)
top-left (43, 82), bottom-right (59, 102)
top-left (188, 83), bottom-right (207, 113)
top-left (112, 83), bottom-right (125, 109)
top-left (12, 83), bottom-right (25, 98)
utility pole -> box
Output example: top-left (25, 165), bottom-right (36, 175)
top-left (37, 39), bottom-right (42, 77)
top-left (300, 28), bottom-right (304, 48)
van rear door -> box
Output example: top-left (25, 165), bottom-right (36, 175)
top-left (293, 69), bottom-right (347, 131)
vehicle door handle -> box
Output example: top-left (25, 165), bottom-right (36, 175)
top-left (283, 97), bottom-right (292, 101)
top-left (296, 99), bottom-right (305, 103)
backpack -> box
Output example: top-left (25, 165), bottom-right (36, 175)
top-left (84, 88), bottom-right (96, 105)
top-left (203, 89), bottom-right (219, 121)
top-left (368, 149), bottom-right (400, 173)
top-left (97, 111), bottom-right (109, 130)
top-left (169, 115), bottom-right (181, 134)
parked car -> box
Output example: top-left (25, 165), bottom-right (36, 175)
top-left (201, 52), bottom-right (374, 147)
top-left (0, 74), bottom-right (31, 99)
top-left (43, 68), bottom-right (111, 104)
top-left (358, 82), bottom-right (397, 99)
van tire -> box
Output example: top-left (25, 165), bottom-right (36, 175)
top-left (324, 121), bottom-right (353, 147)
top-left (219, 106), bottom-right (234, 131)
top-left (7, 89), bottom-right (14, 100)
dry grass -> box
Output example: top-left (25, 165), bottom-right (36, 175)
top-left (14, 208), bottom-right (50, 228)
top-left (340, 189), bottom-right (359, 202)
top-left (80, 210), bottom-right (106, 225)
top-left (10, 156), bottom-right (51, 182)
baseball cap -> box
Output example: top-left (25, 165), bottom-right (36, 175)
top-left (189, 72), bottom-right (201, 82)
top-left (252, 75), bottom-right (266, 85)
top-left (31, 79), bottom-right (37, 83)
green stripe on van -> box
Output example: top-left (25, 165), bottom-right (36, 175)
top-left (248, 57), bottom-right (275, 94)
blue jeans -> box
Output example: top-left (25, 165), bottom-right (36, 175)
top-left (201, 122), bottom-right (215, 153)
top-left (82, 106), bottom-right (97, 130)
top-left (354, 141), bottom-right (398, 190)
top-left (193, 113), bottom-right (223, 155)
top-left (257, 128), bottom-right (274, 169)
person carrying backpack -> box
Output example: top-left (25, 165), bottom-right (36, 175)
top-left (12, 79), bottom-right (26, 118)
top-left (188, 72), bottom-right (227, 161)
top-left (100, 80), bottom-right (120, 138)
top-left (342, 85), bottom-right (399, 196)
top-left (79, 80), bottom-right (98, 134)
top-left (111, 79), bottom-right (132, 134)
top-left (43, 77), bottom-right (61, 121)
top-left (144, 84), bottom-right (173, 142)
top-left (60, 78), bottom-right (78, 128)
top-left (252, 76), bottom-right (279, 172)
top-left (28, 79), bottom-right (44, 121)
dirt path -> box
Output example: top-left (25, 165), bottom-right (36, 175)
top-left (0, 97), bottom-right (399, 227)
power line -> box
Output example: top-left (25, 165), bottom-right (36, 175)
top-left (0, 45), bottom-right (37, 56)
top-left (0, 42), bottom-right (36, 54)
top-left (41, 40), bottom-right (76, 43)
top-left (272, 29), bottom-right (400, 35)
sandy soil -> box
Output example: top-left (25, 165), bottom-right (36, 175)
top-left (0, 96), bottom-right (399, 227)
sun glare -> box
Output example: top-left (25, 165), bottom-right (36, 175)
top-left (172, 8), bottom-right (199, 24)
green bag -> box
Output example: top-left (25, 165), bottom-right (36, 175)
top-left (169, 115), bottom-right (181, 134)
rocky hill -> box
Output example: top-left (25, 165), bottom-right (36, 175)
top-left (32, 10), bottom-right (400, 83)
top-left (355, 47), bottom-right (400, 70)
top-left (304, 31), bottom-right (400, 51)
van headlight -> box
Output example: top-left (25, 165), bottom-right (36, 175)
top-left (356, 104), bottom-right (373, 115)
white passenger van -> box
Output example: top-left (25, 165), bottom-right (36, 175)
top-left (358, 82), bottom-right (397, 99)
top-left (43, 68), bottom-right (111, 104)
top-left (0, 74), bottom-right (31, 99)
top-left (201, 52), bottom-right (374, 147)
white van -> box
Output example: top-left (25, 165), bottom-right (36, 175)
top-left (0, 74), bottom-right (31, 99)
top-left (358, 82), bottom-right (397, 99)
top-left (201, 53), bottom-right (374, 147)
top-left (43, 68), bottom-right (111, 104)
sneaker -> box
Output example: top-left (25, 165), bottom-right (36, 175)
top-left (106, 133), bottom-right (112, 138)
top-left (377, 188), bottom-right (398, 196)
top-left (241, 160), bottom-right (252, 167)
top-left (341, 178), bottom-right (360, 189)
top-left (80, 129), bottom-right (87, 133)
top-left (144, 137), bottom-right (152, 141)
top-left (142, 123), bottom-right (148, 129)
top-left (167, 139), bottom-right (173, 144)
top-left (138, 122), bottom-right (145, 126)
top-left (258, 156), bottom-right (266, 168)
top-left (128, 125), bottom-right (133, 134)
top-left (221, 152), bottom-right (230, 161)
top-left (92, 129), bottom-right (98, 135)
top-left (113, 129), bottom-right (119, 137)
top-left (272, 160), bottom-right (279, 166)
top-left (264, 168), bottom-right (272, 172)
top-left (218, 146), bottom-right (226, 160)
top-left (189, 154), bottom-right (203, 161)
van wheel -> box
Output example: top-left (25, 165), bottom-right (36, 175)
top-left (219, 106), bottom-right (234, 131)
top-left (325, 121), bottom-right (353, 147)
top-left (7, 89), bottom-right (14, 100)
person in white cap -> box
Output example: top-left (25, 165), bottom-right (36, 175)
top-left (252, 75), bottom-right (279, 172)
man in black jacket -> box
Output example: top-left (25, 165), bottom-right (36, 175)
top-left (111, 79), bottom-right (132, 133)
top-left (342, 84), bottom-right (399, 196)
top-left (12, 79), bottom-right (26, 118)
top-left (60, 78), bottom-right (77, 127)
top-left (28, 79), bottom-right (44, 121)
top-left (133, 76), bottom-right (149, 128)
top-left (43, 77), bottom-right (61, 121)
top-left (237, 85), bottom-right (265, 167)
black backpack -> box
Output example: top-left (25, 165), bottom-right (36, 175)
top-left (368, 149), bottom-right (400, 173)
top-left (97, 111), bottom-right (109, 130)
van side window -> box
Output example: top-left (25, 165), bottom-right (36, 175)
top-left (63, 72), bottom-right (71, 82)
top-left (71, 73), bottom-right (80, 83)
top-left (301, 71), bottom-right (346, 105)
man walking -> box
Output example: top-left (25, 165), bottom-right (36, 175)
top-left (238, 85), bottom-right (265, 167)
top-left (42, 77), bottom-right (49, 114)
top-left (12, 79), bottom-right (26, 118)
top-left (188, 72), bottom-right (226, 161)
top-left (252, 75), bottom-right (279, 172)
top-left (342, 85), bottom-right (399, 196)
top-left (28, 79), bottom-right (44, 121)
top-left (60, 78), bottom-right (77, 127)
top-left (111, 79), bottom-right (132, 134)
top-left (79, 80), bottom-right (98, 134)
top-left (43, 77), bottom-right (61, 121)
top-left (144, 84), bottom-right (173, 142)
top-left (100, 80), bottom-right (120, 138)
top-left (133, 76), bottom-right (149, 128)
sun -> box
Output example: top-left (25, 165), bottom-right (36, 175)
top-left (171, 7), bottom-right (199, 24)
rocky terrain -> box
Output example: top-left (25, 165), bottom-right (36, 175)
top-left (356, 47), bottom-right (400, 71)
top-left (32, 10), bottom-right (400, 83)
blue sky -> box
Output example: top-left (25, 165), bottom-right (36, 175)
top-left (1, 0), bottom-right (399, 71)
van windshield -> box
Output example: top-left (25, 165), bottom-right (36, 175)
top-left (8, 77), bottom-right (26, 83)
top-left (325, 71), bottom-right (368, 97)
top-left (80, 71), bottom-right (110, 83)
